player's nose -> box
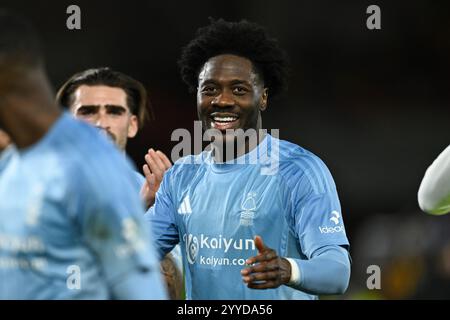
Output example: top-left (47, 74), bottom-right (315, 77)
top-left (95, 110), bottom-right (109, 128)
top-left (213, 90), bottom-right (235, 108)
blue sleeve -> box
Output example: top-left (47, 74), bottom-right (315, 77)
top-left (289, 245), bottom-right (351, 295)
top-left (287, 154), bottom-right (349, 258)
top-left (76, 161), bottom-right (166, 299)
top-left (295, 193), bottom-right (349, 257)
top-left (144, 167), bottom-right (180, 259)
top-left (282, 151), bottom-right (351, 294)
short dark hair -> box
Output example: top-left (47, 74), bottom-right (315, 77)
top-left (56, 67), bottom-right (152, 127)
top-left (178, 18), bottom-right (289, 100)
top-left (0, 9), bottom-right (43, 71)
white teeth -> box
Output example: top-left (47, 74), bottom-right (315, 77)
top-left (213, 116), bottom-right (238, 122)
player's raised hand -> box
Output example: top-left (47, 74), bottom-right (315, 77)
top-left (140, 149), bottom-right (172, 209)
top-left (241, 235), bottom-right (291, 289)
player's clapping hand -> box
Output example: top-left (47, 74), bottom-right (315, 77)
top-left (140, 148), bottom-right (172, 209)
top-left (241, 235), bottom-right (291, 289)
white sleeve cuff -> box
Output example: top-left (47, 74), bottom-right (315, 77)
top-left (285, 258), bottom-right (301, 286)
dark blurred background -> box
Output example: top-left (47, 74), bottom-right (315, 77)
top-left (3, 0), bottom-right (450, 299)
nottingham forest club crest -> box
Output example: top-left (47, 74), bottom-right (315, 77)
top-left (240, 192), bottom-right (257, 226)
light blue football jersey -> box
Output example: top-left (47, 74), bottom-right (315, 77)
top-left (134, 171), bottom-right (183, 272)
top-left (146, 134), bottom-right (349, 299)
top-left (0, 113), bottom-right (166, 299)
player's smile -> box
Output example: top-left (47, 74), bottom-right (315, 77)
top-left (209, 112), bottom-right (240, 131)
top-left (197, 54), bottom-right (268, 137)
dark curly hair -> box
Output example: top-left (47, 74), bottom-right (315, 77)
top-left (178, 18), bottom-right (289, 100)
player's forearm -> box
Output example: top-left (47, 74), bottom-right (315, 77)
top-left (287, 245), bottom-right (350, 295)
top-left (418, 145), bottom-right (450, 214)
top-left (111, 268), bottom-right (168, 300)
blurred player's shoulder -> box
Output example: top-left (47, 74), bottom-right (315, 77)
top-left (0, 144), bottom-right (17, 171)
top-left (47, 113), bottom-right (138, 200)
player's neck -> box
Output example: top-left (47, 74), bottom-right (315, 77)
top-left (1, 105), bottom-right (61, 150)
top-left (212, 129), bottom-right (266, 163)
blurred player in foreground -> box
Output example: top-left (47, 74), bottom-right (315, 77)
top-left (0, 129), bottom-right (10, 150)
top-left (418, 145), bottom-right (450, 215)
top-left (56, 68), bottom-right (183, 298)
top-left (146, 19), bottom-right (351, 299)
top-left (0, 9), bottom-right (166, 299)
top-left (0, 129), bottom-right (17, 179)
top-left (0, 129), bottom-right (14, 173)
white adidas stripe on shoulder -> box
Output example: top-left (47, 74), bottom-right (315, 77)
top-left (177, 195), bottom-right (192, 214)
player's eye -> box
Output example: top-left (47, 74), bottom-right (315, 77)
top-left (107, 106), bottom-right (126, 115)
top-left (232, 86), bottom-right (249, 95)
top-left (201, 86), bottom-right (218, 95)
top-left (77, 106), bottom-right (97, 116)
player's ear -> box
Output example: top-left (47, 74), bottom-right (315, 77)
top-left (260, 88), bottom-right (268, 111)
top-left (128, 114), bottom-right (138, 138)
